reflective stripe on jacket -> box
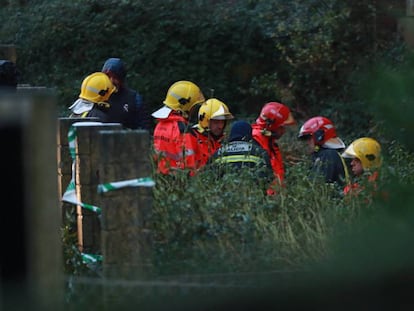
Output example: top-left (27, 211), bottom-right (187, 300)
top-left (209, 140), bottom-right (273, 185)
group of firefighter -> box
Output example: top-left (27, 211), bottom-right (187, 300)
top-left (0, 58), bottom-right (382, 199)
top-left (149, 80), bottom-right (382, 198)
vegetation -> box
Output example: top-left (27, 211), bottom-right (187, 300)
top-left (0, 1), bottom-right (404, 125)
top-left (150, 137), bottom-right (414, 275)
top-left (2, 0), bottom-right (414, 308)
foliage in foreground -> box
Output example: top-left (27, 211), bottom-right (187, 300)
top-left (59, 137), bottom-right (414, 310)
top-left (61, 136), bottom-right (414, 278)
top-left (150, 139), bottom-right (414, 276)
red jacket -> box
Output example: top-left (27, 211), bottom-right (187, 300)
top-left (186, 126), bottom-right (223, 171)
top-left (252, 124), bottom-right (285, 193)
top-left (343, 171), bottom-right (379, 197)
top-left (152, 112), bottom-right (193, 174)
top-left (343, 171), bottom-right (389, 206)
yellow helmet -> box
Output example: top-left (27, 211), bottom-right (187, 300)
top-left (198, 98), bottom-right (234, 129)
top-left (163, 80), bottom-right (205, 113)
top-left (79, 72), bottom-right (116, 103)
top-left (342, 137), bottom-right (382, 170)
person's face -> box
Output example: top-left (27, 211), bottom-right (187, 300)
top-left (209, 119), bottom-right (226, 137)
top-left (350, 158), bottom-right (364, 176)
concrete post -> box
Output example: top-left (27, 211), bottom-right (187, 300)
top-left (73, 122), bottom-right (122, 254)
top-left (0, 90), bottom-right (63, 310)
top-left (98, 129), bottom-right (153, 281)
top-left (57, 117), bottom-right (99, 226)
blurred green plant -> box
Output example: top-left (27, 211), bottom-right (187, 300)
top-left (0, 0), bottom-right (404, 130)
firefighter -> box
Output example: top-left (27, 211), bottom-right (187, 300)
top-left (252, 102), bottom-right (296, 195)
top-left (69, 72), bottom-right (116, 121)
top-left (186, 98), bottom-right (234, 172)
top-left (151, 80), bottom-right (205, 174)
top-left (297, 116), bottom-right (349, 187)
top-left (341, 137), bottom-right (382, 197)
top-left (209, 120), bottom-right (273, 190)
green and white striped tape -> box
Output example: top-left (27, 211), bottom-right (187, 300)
top-left (61, 123), bottom-right (155, 214)
top-left (81, 252), bottom-right (103, 264)
top-left (98, 177), bottom-right (155, 193)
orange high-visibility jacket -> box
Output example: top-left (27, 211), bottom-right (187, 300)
top-left (152, 112), bottom-right (194, 174)
top-left (343, 171), bottom-right (379, 196)
top-left (186, 127), bottom-right (223, 171)
top-left (252, 124), bottom-right (285, 188)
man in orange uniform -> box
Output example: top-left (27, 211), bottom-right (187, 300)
top-left (151, 80), bottom-right (205, 174)
top-left (341, 137), bottom-right (382, 199)
top-left (251, 102), bottom-right (296, 195)
top-left (186, 98), bottom-right (234, 172)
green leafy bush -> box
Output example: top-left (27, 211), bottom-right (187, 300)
top-left (0, 0), bottom-right (404, 133)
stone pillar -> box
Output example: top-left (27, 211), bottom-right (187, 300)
top-left (74, 122), bottom-right (122, 254)
top-left (57, 117), bottom-right (99, 226)
top-left (98, 129), bottom-right (153, 280)
top-left (0, 90), bottom-right (63, 310)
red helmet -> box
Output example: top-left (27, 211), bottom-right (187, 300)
top-left (298, 116), bottom-right (338, 145)
top-left (255, 102), bottom-right (296, 132)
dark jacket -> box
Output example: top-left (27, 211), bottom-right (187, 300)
top-left (106, 87), bottom-right (151, 130)
top-left (310, 147), bottom-right (348, 186)
top-left (102, 58), bottom-right (152, 130)
top-left (208, 120), bottom-right (273, 186)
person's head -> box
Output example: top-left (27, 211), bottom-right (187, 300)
top-left (0, 60), bottom-right (19, 90)
top-left (298, 116), bottom-right (345, 153)
top-left (229, 120), bottom-right (252, 142)
top-left (255, 102), bottom-right (295, 139)
top-left (79, 72), bottom-right (116, 104)
top-left (153, 80), bottom-right (205, 119)
top-left (197, 98), bottom-right (234, 137)
top-left (342, 137), bottom-right (382, 176)
top-left (101, 58), bottom-right (127, 89)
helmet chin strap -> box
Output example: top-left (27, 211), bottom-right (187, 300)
top-left (261, 129), bottom-right (282, 139)
top-left (178, 110), bottom-right (188, 119)
top-left (261, 129), bottom-right (272, 137)
top-left (96, 102), bottom-right (111, 110)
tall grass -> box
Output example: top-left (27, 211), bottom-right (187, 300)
top-left (62, 138), bottom-right (414, 279)
top-left (150, 146), bottom-right (390, 276)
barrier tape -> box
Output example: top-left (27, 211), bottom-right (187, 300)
top-left (62, 179), bottom-right (102, 214)
top-left (98, 177), bottom-right (155, 193)
top-left (81, 253), bottom-right (103, 264)
top-left (61, 123), bottom-right (155, 214)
